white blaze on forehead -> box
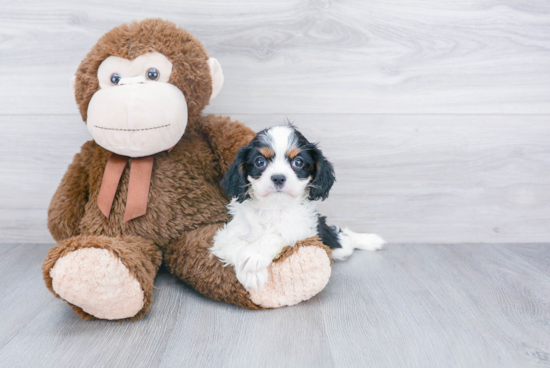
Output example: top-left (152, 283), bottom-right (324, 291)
top-left (261, 126), bottom-right (298, 162)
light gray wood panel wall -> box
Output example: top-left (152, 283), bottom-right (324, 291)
top-left (0, 0), bottom-right (550, 115)
top-left (1, 114), bottom-right (549, 243)
top-left (1, 0), bottom-right (549, 243)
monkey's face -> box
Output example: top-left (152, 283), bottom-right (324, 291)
top-left (85, 52), bottom-right (187, 157)
top-left (73, 19), bottom-right (224, 157)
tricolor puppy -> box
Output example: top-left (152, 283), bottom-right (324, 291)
top-left (210, 125), bottom-right (385, 291)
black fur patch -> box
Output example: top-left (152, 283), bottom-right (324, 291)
top-left (291, 128), bottom-right (336, 201)
top-left (221, 146), bottom-right (251, 203)
top-left (317, 215), bottom-right (342, 249)
top-left (221, 131), bottom-right (272, 202)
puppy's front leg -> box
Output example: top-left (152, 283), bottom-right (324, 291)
top-left (235, 234), bottom-right (288, 291)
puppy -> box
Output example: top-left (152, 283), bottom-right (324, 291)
top-left (210, 125), bottom-right (385, 291)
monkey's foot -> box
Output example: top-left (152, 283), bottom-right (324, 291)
top-left (49, 248), bottom-right (145, 320)
top-left (248, 241), bottom-right (331, 308)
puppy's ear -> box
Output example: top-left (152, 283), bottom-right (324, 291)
top-left (308, 145), bottom-right (336, 201)
top-left (221, 146), bottom-right (251, 203)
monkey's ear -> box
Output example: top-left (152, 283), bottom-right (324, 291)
top-left (208, 58), bottom-right (224, 100)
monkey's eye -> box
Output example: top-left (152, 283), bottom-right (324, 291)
top-left (110, 73), bottom-right (121, 85)
top-left (146, 68), bottom-right (160, 81)
top-left (292, 157), bottom-right (304, 169)
top-left (254, 156), bottom-right (267, 168)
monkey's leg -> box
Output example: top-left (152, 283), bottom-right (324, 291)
top-left (164, 224), bottom-right (332, 309)
top-left (42, 235), bottom-right (162, 321)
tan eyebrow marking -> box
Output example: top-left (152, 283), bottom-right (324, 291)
top-left (287, 147), bottom-right (301, 159)
top-left (259, 147), bottom-right (275, 159)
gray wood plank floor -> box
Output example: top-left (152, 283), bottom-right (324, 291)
top-left (0, 243), bottom-right (548, 368)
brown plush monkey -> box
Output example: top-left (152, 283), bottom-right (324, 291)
top-left (43, 19), bottom-right (332, 321)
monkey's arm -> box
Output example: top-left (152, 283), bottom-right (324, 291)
top-left (164, 224), bottom-right (332, 310)
top-left (198, 114), bottom-right (255, 174)
top-left (47, 141), bottom-right (94, 242)
top-left (164, 223), bottom-right (264, 310)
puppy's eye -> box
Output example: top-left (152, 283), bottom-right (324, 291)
top-left (110, 73), bottom-right (121, 85)
top-left (292, 157), bottom-right (304, 169)
top-left (146, 68), bottom-right (160, 81)
top-left (254, 156), bottom-right (267, 168)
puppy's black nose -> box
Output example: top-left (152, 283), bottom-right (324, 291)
top-left (271, 175), bottom-right (286, 187)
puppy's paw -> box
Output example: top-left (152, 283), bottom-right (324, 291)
top-left (235, 249), bottom-right (273, 291)
top-left (236, 267), bottom-right (269, 291)
top-left (239, 249), bottom-right (273, 273)
top-left (355, 233), bottom-right (386, 251)
top-left (248, 242), bottom-right (332, 308)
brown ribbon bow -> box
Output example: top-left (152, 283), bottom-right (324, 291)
top-left (97, 154), bottom-right (154, 223)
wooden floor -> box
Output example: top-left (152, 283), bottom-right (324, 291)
top-left (0, 243), bottom-right (548, 368)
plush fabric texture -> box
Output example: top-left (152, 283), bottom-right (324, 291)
top-left (164, 224), bottom-right (263, 310)
top-left (44, 19), bottom-right (333, 320)
top-left (207, 58), bottom-right (224, 99)
top-left (42, 235), bottom-right (162, 321)
top-left (45, 115), bottom-right (261, 318)
top-left (87, 81), bottom-right (188, 157)
top-left (73, 19), bottom-right (212, 124)
top-left (48, 117), bottom-right (252, 246)
top-left (87, 52), bottom-right (188, 158)
top-left (249, 239), bottom-right (333, 308)
top-left (165, 227), bottom-right (332, 309)
top-left (50, 248), bottom-right (145, 320)
top-left (96, 53), bottom-right (173, 88)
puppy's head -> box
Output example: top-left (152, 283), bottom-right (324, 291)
top-left (222, 125), bottom-right (335, 203)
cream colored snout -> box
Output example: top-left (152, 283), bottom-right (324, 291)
top-left (87, 80), bottom-right (188, 158)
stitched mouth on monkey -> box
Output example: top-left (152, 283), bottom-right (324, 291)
top-left (92, 124), bottom-right (171, 132)
top-left (86, 53), bottom-right (188, 158)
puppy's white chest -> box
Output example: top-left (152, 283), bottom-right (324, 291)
top-left (244, 203), bottom-right (318, 245)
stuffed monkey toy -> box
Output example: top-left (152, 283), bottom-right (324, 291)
top-left (42, 19), bottom-right (332, 320)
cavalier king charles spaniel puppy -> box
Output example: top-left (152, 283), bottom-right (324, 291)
top-left (210, 125), bottom-right (385, 291)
